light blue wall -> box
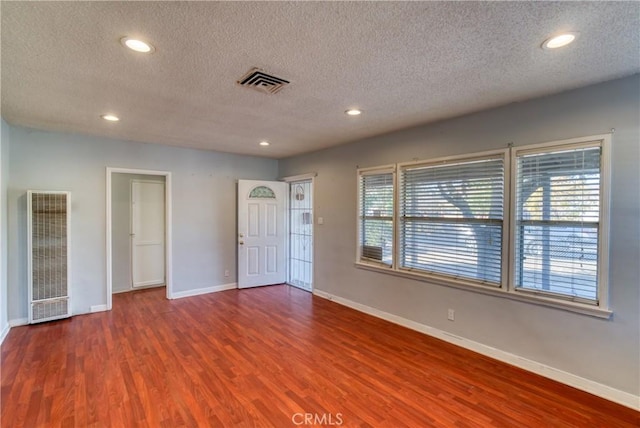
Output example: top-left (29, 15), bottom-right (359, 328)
top-left (7, 127), bottom-right (278, 320)
top-left (279, 74), bottom-right (640, 396)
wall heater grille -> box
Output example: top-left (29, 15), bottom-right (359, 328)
top-left (28, 191), bottom-right (72, 323)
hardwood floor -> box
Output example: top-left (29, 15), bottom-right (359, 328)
top-left (2, 285), bottom-right (638, 427)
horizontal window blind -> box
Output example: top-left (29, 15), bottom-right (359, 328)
top-left (400, 157), bottom-right (504, 284)
top-left (359, 171), bottom-right (394, 266)
top-left (515, 146), bottom-right (601, 303)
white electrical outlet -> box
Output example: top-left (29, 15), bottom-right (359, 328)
top-left (224, 269), bottom-right (230, 277)
top-left (447, 309), bottom-right (455, 321)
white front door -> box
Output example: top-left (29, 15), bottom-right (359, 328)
top-left (238, 180), bottom-right (287, 288)
top-left (131, 180), bottom-right (165, 288)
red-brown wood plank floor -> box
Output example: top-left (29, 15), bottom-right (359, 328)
top-left (2, 285), bottom-right (638, 427)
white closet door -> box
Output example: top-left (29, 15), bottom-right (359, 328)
top-left (131, 180), bottom-right (165, 288)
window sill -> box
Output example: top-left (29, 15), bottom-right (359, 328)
top-left (354, 261), bottom-right (612, 319)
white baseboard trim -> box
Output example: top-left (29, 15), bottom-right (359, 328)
top-left (113, 284), bottom-right (165, 294)
top-left (90, 304), bottom-right (108, 313)
top-left (313, 289), bottom-right (640, 411)
top-left (0, 324), bottom-right (10, 345)
top-left (9, 318), bottom-right (28, 327)
top-left (133, 280), bottom-right (165, 287)
top-left (169, 283), bottom-right (237, 299)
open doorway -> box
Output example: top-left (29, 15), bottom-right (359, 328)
top-left (113, 174), bottom-right (165, 293)
top-left (106, 168), bottom-right (172, 309)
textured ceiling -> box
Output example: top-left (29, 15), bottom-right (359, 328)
top-left (1, 1), bottom-right (639, 159)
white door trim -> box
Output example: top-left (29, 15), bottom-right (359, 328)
top-left (281, 172), bottom-right (317, 182)
top-left (106, 167), bottom-right (172, 310)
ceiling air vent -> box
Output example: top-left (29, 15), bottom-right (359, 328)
top-left (238, 68), bottom-right (290, 94)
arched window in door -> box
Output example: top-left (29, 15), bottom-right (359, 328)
top-left (249, 186), bottom-right (276, 199)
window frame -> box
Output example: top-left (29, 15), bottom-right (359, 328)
top-left (356, 165), bottom-right (396, 269)
top-left (397, 149), bottom-right (510, 289)
top-left (508, 135), bottom-right (611, 311)
top-left (354, 134), bottom-right (612, 318)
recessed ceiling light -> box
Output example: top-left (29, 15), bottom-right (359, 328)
top-left (345, 109), bottom-right (362, 116)
top-left (542, 33), bottom-right (577, 50)
top-left (101, 114), bottom-right (120, 122)
top-left (120, 36), bottom-right (155, 53)
top-left (259, 141), bottom-right (270, 146)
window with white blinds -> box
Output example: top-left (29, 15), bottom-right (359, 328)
top-left (354, 135), bottom-right (610, 314)
top-left (358, 169), bottom-right (394, 266)
top-left (514, 144), bottom-right (603, 303)
top-left (399, 155), bottom-right (505, 285)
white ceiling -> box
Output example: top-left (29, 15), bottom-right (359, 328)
top-left (1, 2), bottom-right (639, 159)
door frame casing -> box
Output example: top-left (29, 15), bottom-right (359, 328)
top-left (106, 167), bottom-right (172, 309)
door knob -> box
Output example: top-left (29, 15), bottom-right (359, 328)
top-left (239, 233), bottom-right (244, 238)
top-left (239, 241), bottom-right (244, 245)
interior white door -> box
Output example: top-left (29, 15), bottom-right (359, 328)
top-left (131, 180), bottom-right (165, 288)
top-left (238, 180), bottom-right (287, 288)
